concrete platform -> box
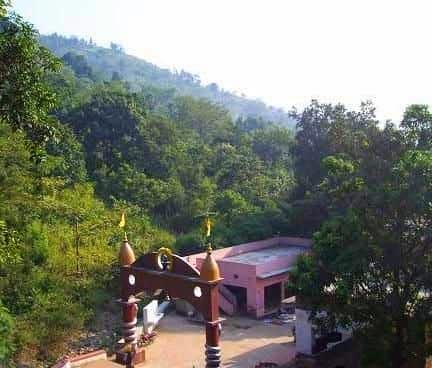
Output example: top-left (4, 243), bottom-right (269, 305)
top-left (144, 313), bottom-right (296, 368)
top-left (75, 312), bottom-right (296, 368)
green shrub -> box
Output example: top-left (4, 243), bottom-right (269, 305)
top-left (173, 232), bottom-right (203, 255)
top-left (0, 301), bottom-right (15, 367)
top-left (24, 292), bottom-right (88, 363)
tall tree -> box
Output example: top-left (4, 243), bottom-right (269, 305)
top-left (290, 109), bottom-right (432, 367)
top-left (288, 101), bottom-right (379, 236)
top-left (0, 1), bottom-right (10, 17)
top-left (61, 51), bottom-right (97, 81)
top-left (0, 9), bottom-right (61, 152)
top-left (291, 100), bottom-right (378, 197)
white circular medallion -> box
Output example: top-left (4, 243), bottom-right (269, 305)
top-left (128, 274), bottom-right (136, 286)
top-left (193, 286), bottom-right (202, 298)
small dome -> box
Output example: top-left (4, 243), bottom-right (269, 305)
top-left (200, 249), bottom-right (220, 282)
top-left (119, 239), bottom-right (135, 266)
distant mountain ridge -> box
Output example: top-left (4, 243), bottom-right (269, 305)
top-left (40, 33), bottom-right (295, 128)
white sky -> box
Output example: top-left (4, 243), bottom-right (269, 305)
top-left (12, 0), bottom-right (432, 122)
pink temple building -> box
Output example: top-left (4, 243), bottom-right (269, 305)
top-left (186, 236), bottom-right (311, 318)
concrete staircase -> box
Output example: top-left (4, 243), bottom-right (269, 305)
top-left (219, 284), bottom-right (237, 316)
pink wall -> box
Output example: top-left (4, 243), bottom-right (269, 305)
top-left (195, 258), bottom-right (256, 289)
top-left (255, 273), bottom-right (290, 316)
top-left (217, 261), bottom-right (256, 289)
top-left (193, 257), bottom-right (262, 315)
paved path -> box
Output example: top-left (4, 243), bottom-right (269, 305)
top-left (143, 313), bottom-right (296, 368)
top-left (80, 313), bottom-right (296, 368)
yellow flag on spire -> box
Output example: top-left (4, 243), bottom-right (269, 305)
top-left (118, 213), bottom-right (126, 228)
top-left (205, 217), bottom-right (212, 237)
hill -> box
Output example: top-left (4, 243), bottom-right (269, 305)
top-left (2, 15), bottom-right (296, 366)
top-left (40, 33), bottom-right (295, 128)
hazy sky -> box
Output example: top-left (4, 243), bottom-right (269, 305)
top-left (12, 0), bottom-right (432, 122)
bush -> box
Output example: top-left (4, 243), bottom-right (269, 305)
top-left (173, 232), bottom-right (203, 255)
top-left (0, 302), bottom-right (15, 367)
top-left (22, 292), bottom-right (88, 363)
top-left (23, 221), bottom-right (50, 266)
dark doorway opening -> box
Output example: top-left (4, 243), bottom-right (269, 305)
top-left (226, 285), bottom-right (247, 313)
top-left (264, 282), bottom-right (282, 312)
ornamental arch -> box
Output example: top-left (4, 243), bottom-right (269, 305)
top-left (116, 238), bottom-right (223, 368)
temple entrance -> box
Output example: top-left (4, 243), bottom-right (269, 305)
top-left (117, 241), bottom-right (223, 367)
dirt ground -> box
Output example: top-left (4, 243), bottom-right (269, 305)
top-left (142, 312), bottom-right (296, 368)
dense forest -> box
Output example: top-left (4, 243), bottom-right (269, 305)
top-left (0, 3), bottom-right (431, 368)
top-left (40, 33), bottom-right (295, 128)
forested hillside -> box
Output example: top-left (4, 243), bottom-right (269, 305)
top-left (0, 7), bottom-right (295, 367)
top-left (1, 3), bottom-right (432, 368)
top-left (40, 33), bottom-right (295, 128)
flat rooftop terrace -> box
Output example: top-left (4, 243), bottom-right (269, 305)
top-left (187, 237), bottom-right (312, 268)
top-left (223, 245), bottom-right (306, 265)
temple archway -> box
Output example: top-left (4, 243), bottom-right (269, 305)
top-left (116, 238), bottom-right (223, 368)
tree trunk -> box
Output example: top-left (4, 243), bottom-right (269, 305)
top-left (391, 320), bottom-right (405, 368)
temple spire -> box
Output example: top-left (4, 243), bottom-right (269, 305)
top-left (118, 213), bottom-right (135, 266)
top-left (119, 236), bottom-right (135, 266)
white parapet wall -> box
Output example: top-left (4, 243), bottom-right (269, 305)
top-left (142, 300), bottom-right (169, 334)
top-left (295, 308), bottom-right (315, 355)
top-left (295, 307), bottom-right (353, 356)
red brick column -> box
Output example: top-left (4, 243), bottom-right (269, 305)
top-left (122, 299), bottom-right (138, 347)
top-left (205, 320), bottom-right (221, 367)
top-left (116, 297), bottom-right (145, 367)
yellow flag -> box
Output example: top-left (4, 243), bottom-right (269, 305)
top-left (118, 213), bottom-right (126, 228)
top-left (205, 217), bottom-right (211, 237)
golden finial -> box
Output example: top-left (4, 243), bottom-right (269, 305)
top-left (200, 247), bottom-right (220, 282)
top-left (119, 237), bottom-right (135, 266)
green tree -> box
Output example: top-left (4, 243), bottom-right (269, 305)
top-left (61, 51), bottom-right (97, 81)
top-left (251, 125), bottom-right (294, 167)
top-left (0, 11), bottom-right (61, 151)
top-left (291, 100), bottom-right (378, 197)
top-left (63, 87), bottom-right (146, 194)
top-left (401, 104), bottom-right (432, 149)
top-left (0, 0), bottom-right (10, 17)
top-left (287, 101), bottom-right (379, 236)
top-left (290, 122), bottom-right (432, 367)
top-left (170, 96), bottom-right (235, 142)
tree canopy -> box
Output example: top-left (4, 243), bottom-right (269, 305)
top-left (289, 103), bottom-right (432, 368)
top-left (0, 11), bottom-right (61, 153)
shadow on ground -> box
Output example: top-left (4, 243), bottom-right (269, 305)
top-left (223, 342), bottom-right (296, 368)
